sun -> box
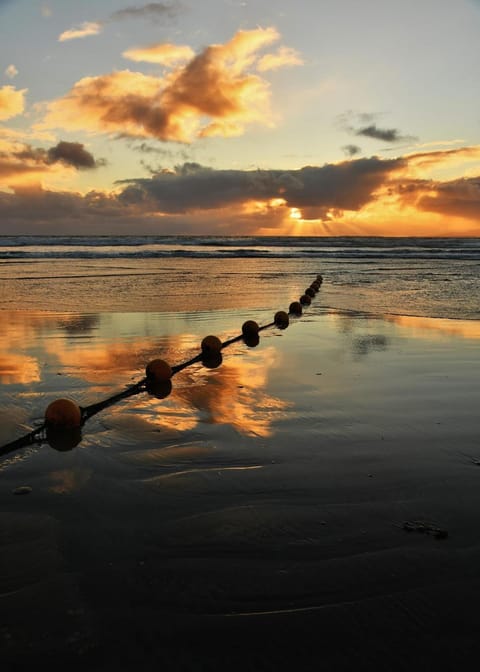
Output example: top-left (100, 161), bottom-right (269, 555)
top-left (289, 207), bottom-right (302, 220)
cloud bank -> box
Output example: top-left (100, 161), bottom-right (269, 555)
top-left (118, 157), bottom-right (403, 217)
top-left (1, 147), bottom-right (479, 235)
top-left (0, 155), bottom-right (404, 232)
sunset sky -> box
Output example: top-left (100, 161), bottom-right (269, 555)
top-left (1, 0), bottom-right (479, 236)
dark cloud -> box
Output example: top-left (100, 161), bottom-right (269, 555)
top-left (0, 140), bottom-right (104, 182)
top-left (338, 111), bottom-right (417, 144)
top-left (2, 161), bottom-right (480, 235)
top-left (9, 141), bottom-right (100, 170)
top-left (110, 2), bottom-right (183, 21)
top-left (118, 157), bottom-right (405, 218)
top-left (355, 124), bottom-right (416, 143)
top-left (47, 141), bottom-right (102, 169)
top-left (131, 142), bottom-right (171, 154)
top-left (0, 156), bottom-right (405, 233)
top-left (415, 176), bottom-right (480, 220)
top-left (342, 144), bottom-right (361, 156)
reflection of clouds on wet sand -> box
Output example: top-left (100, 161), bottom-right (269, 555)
top-left (386, 314), bottom-right (480, 340)
top-left (42, 338), bottom-right (151, 383)
top-left (0, 311), bottom-right (57, 385)
top-left (0, 310), bottom-right (199, 386)
top-left (0, 353), bottom-right (40, 384)
top-left (177, 347), bottom-right (290, 437)
top-left (105, 346), bottom-right (290, 439)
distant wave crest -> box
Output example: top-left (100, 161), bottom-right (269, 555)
top-left (1, 236), bottom-right (480, 260)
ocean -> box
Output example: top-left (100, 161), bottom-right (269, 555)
top-left (1, 235), bottom-right (479, 317)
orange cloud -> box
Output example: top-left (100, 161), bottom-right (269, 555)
top-left (58, 21), bottom-right (103, 42)
top-left (405, 145), bottom-right (480, 173)
top-left (0, 85), bottom-right (26, 121)
top-left (40, 27), bottom-right (301, 142)
top-left (123, 43), bottom-right (195, 66)
top-left (257, 46), bottom-right (304, 72)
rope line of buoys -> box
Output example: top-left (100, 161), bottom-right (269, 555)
top-left (0, 275), bottom-right (323, 456)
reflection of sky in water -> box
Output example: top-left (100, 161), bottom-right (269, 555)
top-left (0, 309), bottom-right (291, 445)
top-left (1, 308), bottom-right (480, 457)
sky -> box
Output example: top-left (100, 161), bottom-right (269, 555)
top-left (0, 0), bottom-right (479, 236)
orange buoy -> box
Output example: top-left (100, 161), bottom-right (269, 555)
top-left (274, 310), bottom-right (289, 329)
top-left (311, 281), bottom-right (320, 291)
top-left (45, 398), bottom-right (82, 429)
top-left (305, 287), bottom-right (315, 298)
top-left (242, 320), bottom-right (259, 336)
top-left (289, 301), bottom-right (302, 316)
top-left (146, 358), bottom-right (173, 382)
top-left (300, 294), bottom-right (311, 305)
top-left (316, 274), bottom-right (323, 283)
top-left (201, 335), bottom-right (222, 355)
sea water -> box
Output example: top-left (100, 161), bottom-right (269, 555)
top-left (0, 235), bottom-right (479, 317)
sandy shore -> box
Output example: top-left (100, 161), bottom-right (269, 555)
top-left (1, 304), bottom-right (480, 670)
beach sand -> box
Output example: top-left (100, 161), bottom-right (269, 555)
top-left (1, 280), bottom-right (480, 670)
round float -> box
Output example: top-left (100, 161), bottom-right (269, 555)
top-left (45, 398), bottom-right (82, 429)
top-left (146, 359), bottom-right (173, 382)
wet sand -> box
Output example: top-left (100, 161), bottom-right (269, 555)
top-left (1, 296), bottom-right (480, 670)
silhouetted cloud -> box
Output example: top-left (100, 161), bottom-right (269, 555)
top-left (355, 124), bottom-right (416, 143)
top-left (338, 110), bottom-right (417, 144)
top-left (111, 2), bottom-right (183, 22)
top-left (117, 157), bottom-right (404, 217)
top-left (0, 139), bottom-right (103, 184)
top-left (41, 27), bottom-right (302, 142)
top-left (342, 144), bottom-right (361, 156)
top-left (131, 142), bottom-right (172, 154)
top-left (47, 141), bottom-right (101, 169)
top-left (3, 148), bottom-right (478, 234)
top-left (0, 156), bottom-right (405, 232)
top-left (401, 176), bottom-right (480, 221)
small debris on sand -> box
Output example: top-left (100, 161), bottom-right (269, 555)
top-left (402, 520), bottom-right (448, 540)
top-left (12, 485), bottom-right (32, 495)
